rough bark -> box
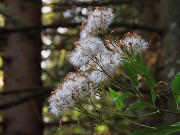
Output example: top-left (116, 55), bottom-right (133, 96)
top-left (160, 0), bottom-right (180, 125)
top-left (2, 0), bottom-right (43, 135)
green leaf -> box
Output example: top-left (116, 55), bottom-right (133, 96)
top-left (108, 87), bottom-right (123, 110)
top-left (123, 54), bottom-right (157, 104)
top-left (175, 122), bottom-right (180, 126)
top-left (134, 54), bottom-right (157, 104)
top-left (134, 55), bottom-right (156, 90)
top-left (121, 92), bottom-right (134, 101)
top-left (134, 54), bottom-right (143, 66)
top-left (172, 73), bottom-right (180, 108)
top-left (151, 90), bottom-right (157, 105)
top-left (131, 124), bottom-right (180, 135)
top-left (123, 60), bottom-right (139, 86)
top-left (126, 102), bottom-right (152, 112)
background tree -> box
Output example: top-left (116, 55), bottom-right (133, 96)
top-left (160, 0), bottom-right (180, 125)
top-left (2, 0), bottom-right (43, 135)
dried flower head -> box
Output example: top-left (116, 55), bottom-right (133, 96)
top-left (80, 7), bottom-right (114, 38)
top-left (69, 37), bottom-right (106, 72)
top-left (121, 32), bottom-right (149, 54)
top-left (49, 72), bottom-right (94, 116)
top-left (49, 8), bottom-right (150, 118)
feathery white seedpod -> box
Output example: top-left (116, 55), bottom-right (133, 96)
top-left (87, 7), bottom-right (114, 32)
top-left (49, 72), bottom-right (94, 116)
top-left (84, 50), bottom-right (122, 83)
top-left (69, 37), bottom-right (106, 72)
top-left (121, 32), bottom-right (149, 54)
top-left (50, 7), bottom-right (150, 118)
top-left (85, 70), bottom-right (108, 83)
top-left (49, 88), bottom-right (75, 116)
top-left (80, 7), bottom-right (114, 38)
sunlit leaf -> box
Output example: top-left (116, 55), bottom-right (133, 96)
top-left (109, 87), bottom-right (123, 110)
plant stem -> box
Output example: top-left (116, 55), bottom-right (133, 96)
top-left (121, 115), bottom-right (156, 129)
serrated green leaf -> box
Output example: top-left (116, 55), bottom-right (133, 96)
top-left (108, 87), bottom-right (123, 110)
top-left (131, 124), bottom-right (180, 135)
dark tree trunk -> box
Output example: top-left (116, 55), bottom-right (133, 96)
top-left (160, 0), bottom-right (180, 125)
top-left (2, 0), bottom-right (43, 135)
top-left (160, 0), bottom-right (180, 82)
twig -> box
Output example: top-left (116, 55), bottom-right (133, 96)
top-left (0, 87), bottom-right (53, 96)
top-left (0, 88), bottom-right (52, 110)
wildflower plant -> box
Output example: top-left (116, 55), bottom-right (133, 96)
top-left (49, 7), bottom-right (180, 134)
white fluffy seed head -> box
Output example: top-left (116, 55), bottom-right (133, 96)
top-left (80, 7), bottom-right (114, 38)
top-left (83, 49), bottom-right (122, 83)
top-left (69, 37), bottom-right (106, 72)
top-left (87, 7), bottom-right (114, 32)
top-left (85, 70), bottom-right (108, 83)
top-left (69, 36), bottom-right (123, 83)
top-left (50, 8), bottom-right (150, 118)
top-left (49, 88), bottom-right (75, 116)
top-left (121, 32), bottom-right (149, 54)
top-left (49, 72), bottom-right (94, 117)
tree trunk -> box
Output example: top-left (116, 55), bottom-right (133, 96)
top-left (2, 0), bottom-right (43, 135)
top-left (160, 0), bottom-right (180, 125)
